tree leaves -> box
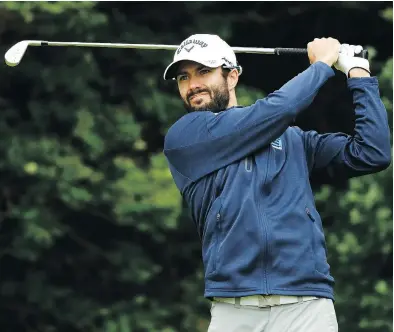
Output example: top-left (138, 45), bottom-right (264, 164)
top-left (0, 2), bottom-right (392, 332)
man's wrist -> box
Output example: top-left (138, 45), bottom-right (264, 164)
top-left (314, 58), bottom-right (334, 67)
top-left (349, 67), bottom-right (371, 78)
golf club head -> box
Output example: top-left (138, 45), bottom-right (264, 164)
top-left (4, 40), bottom-right (31, 66)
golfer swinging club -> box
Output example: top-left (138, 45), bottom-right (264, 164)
top-left (163, 34), bottom-right (391, 331)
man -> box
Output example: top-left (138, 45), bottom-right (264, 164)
top-left (162, 34), bottom-right (391, 331)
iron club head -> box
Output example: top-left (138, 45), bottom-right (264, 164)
top-left (4, 40), bottom-right (31, 67)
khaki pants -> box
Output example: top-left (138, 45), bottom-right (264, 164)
top-left (208, 295), bottom-right (338, 332)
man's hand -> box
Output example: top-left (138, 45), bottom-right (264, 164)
top-left (334, 44), bottom-right (371, 77)
top-left (307, 37), bottom-right (341, 67)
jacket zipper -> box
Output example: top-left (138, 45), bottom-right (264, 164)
top-left (260, 147), bottom-right (272, 294)
top-left (262, 212), bottom-right (269, 294)
top-left (306, 207), bottom-right (317, 271)
top-left (212, 209), bottom-right (222, 273)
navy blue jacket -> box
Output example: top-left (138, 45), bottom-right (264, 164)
top-left (163, 62), bottom-right (391, 300)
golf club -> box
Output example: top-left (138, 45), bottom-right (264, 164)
top-left (4, 40), bottom-right (369, 67)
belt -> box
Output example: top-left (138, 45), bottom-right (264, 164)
top-left (213, 295), bottom-right (318, 308)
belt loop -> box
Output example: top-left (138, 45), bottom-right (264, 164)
top-left (234, 297), bottom-right (241, 309)
top-left (297, 296), bottom-right (303, 303)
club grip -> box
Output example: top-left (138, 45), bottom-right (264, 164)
top-left (274, 47), bottom-right (369, 59)
top-left (274, 48), bottom-right (307, 55)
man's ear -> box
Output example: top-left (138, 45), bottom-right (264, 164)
top-left (227, 69), bottom-right (239, 91)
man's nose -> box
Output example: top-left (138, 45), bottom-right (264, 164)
top-left (188, 76), bottom-right (203, 91)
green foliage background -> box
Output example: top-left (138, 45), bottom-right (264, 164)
top-left (0, 2), bottom-right (392, 332)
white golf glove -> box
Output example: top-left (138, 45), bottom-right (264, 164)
top-left (334, 44), bottom-right (370, 77)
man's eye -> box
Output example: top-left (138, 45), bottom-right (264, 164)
top-left (177, 75), bottom-right (188, 81)
top-left (200, 69), bottom-right (210, 75)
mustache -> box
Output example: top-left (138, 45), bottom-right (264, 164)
top-left (187, 89), bottom-right (211, 102)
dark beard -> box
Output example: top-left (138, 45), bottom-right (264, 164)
top-left (183, 83), bottom-right (230, 113)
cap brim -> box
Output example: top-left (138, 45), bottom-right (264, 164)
top-left (163, 58), bottom-right (223, 80)
top-left (163, 60), bottom-right (183, 80)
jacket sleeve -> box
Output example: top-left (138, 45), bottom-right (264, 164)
top-left (164, 62), bottom-right (335, 182)
top-left (298, 77), bottom-right (391, 179)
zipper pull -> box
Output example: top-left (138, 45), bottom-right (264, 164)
top-left (216, 213), bottom-right (221, 230)
top-left (306, 208), bottom-right (315, 222)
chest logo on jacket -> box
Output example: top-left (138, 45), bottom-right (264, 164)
top-left (271, 137), bottom-right (282, 150)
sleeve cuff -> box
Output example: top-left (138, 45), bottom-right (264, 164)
top-left (347, 76), bottom-right (379, 88)
top-left (313, 61), bottom-right (336, 77)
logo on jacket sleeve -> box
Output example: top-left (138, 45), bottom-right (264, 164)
top-left (271, 137), bottom-right (282, 150)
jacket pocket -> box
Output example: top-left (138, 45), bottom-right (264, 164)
top-left (306, 207), bottom-right (330, 275)
top-left (211, 209), bottom-right (222, 274)
top-left (203, 198), bottom-right (223, 277)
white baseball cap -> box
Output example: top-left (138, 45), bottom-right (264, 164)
top-left (163, 34), bottom-right (243, 80)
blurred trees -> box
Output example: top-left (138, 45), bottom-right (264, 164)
top-left (0, 2), bottom-right (391, 331)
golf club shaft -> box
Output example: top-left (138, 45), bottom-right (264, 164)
top-left (29, 41), bottom-right (304, 55)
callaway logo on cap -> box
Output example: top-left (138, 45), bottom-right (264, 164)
top-left (163, 34), bottom-right (243, 80)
